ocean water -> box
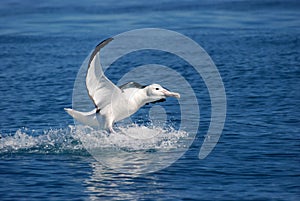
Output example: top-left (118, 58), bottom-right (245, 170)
top-left (0, 0), bottom-right (299, 200)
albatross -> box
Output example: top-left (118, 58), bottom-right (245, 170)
top-left (65, 38), bottom-right (180, 132)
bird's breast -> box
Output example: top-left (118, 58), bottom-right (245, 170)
top-left (109, 98), bottom-right (140, 122)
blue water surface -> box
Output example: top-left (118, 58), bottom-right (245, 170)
top-left (0, 0), bottom-right (299, 200)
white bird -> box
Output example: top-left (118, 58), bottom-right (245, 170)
top-left (65, 38), bottom-right (180, 132)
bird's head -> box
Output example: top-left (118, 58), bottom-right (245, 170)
top-left (145, 84), bottom-right (180, 101)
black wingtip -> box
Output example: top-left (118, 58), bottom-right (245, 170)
top-left (88, 37), bottom-right (114, 68)
top-left (95, 38), bottom-right (113, 49)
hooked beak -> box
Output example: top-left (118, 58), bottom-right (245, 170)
top-left (162, 89), bottom-right (180, 99)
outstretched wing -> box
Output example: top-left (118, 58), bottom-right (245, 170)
top-left (86, 38), bottom-right (123, 111)
top-left (119, 81), bottom-right (146, 90)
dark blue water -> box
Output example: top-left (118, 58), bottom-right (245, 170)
top-left (1, 0), bottom-right (299, 200)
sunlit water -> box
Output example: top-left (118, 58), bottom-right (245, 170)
top-left (0, 0), bottom-right (299, 200)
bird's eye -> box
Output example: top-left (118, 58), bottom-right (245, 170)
top-left (155, 88), bottom-right (159, 90)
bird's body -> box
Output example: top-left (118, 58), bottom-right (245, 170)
top-left (65, 38), bottom-right (180, 132)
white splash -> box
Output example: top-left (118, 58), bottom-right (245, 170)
top-left (0, 124), bottom-right (192, 158)
top-left (0, 128), bottom-right (84, 154)
top-left (70, 124), bottom-right (193, 174)
top-left (71, 124), bottom-right (191, 152)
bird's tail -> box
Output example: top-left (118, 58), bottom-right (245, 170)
top-left (64, 108), bottom-right (101, 128)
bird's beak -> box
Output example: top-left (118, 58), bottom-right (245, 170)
top-left (162, 89), bottom-right (180, 99)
